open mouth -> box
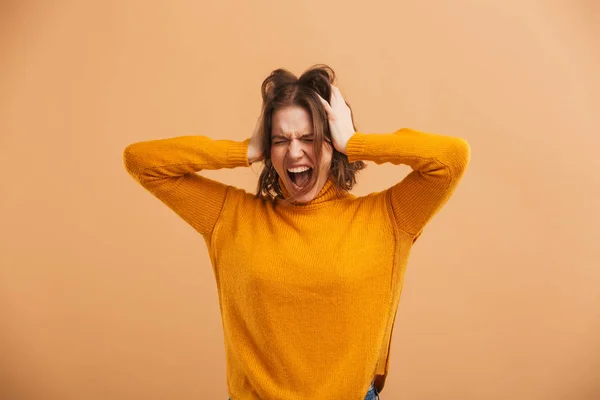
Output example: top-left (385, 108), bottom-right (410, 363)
top-left (287, 167), bottom-right (313, 190)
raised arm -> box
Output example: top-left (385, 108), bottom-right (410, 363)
top-left (123, 135), bottom-right (251, 240)
top-left (345, 128), bottom-right (471, 241)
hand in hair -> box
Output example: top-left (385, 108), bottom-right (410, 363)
top-left (247, 106), bottom-right (266, 164)
top-left (316, 85), bottom-right (356, 155)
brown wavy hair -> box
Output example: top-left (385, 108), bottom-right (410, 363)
top-left (255, 64), bottom-right (366, 204)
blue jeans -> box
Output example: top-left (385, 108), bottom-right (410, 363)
top-left (364, 378), bottom-right (381, 399)
top-left (227, 378), bottom-right (380, 399)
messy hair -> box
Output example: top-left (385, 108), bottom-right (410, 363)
top-left (255, 64), bottom-right (366, 205)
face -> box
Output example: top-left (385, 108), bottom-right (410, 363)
top-left (270, 105), bottom-right (333, 203)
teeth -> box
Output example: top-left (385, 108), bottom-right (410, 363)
top-left (287, 166), bottom-right (311, 173)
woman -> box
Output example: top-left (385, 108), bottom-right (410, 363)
top-left (123, 64), bottom-right (471, 400)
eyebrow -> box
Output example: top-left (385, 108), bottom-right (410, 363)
top-left (271, 133), bottom-right (314, 140)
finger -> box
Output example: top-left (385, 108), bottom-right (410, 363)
top-left (330, 85), bottom-right (342, 105)
top-left (316, 93), bottom-right (333, 114)
top-left (333, 86), bottom-right (343, 100)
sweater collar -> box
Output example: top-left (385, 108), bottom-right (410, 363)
top-left (277, 176), bottom-right (349, 206)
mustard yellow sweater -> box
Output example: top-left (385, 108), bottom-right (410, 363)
top-left (123, 128), bottom-right (471, 400)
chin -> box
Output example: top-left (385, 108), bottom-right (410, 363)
top-left (284, 180), bottom-right (320, 203)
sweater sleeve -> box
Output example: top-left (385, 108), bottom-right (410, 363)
top-left (345, 128), bottom-right (471, 241)
top-left (123, 135), bottom-right (251, 239)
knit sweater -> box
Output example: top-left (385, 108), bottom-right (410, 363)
top-left (123, 128), bottom-right (471, 400)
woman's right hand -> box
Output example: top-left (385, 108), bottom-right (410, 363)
top-left (247, 107), bottom-right (266, 164)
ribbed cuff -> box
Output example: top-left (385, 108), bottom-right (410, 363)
top-left (345, 132), bottom-right (366, 162)
top-left (226, 138), bottom-right (251, 167)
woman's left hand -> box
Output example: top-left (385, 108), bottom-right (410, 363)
top-left (316, 85), bottom-right (355, 154)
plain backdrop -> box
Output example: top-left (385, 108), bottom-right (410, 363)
top-left (1, 1), bottom-right (599, 399)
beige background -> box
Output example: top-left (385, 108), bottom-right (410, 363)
top-left (1, 1), bottom-right (599, 399)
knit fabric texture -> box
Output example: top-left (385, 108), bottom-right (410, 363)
top-left (123, 128), bottom-right (471, 399)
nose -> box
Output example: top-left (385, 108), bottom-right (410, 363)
top-left (288, 139), bottom-right (304, 158)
